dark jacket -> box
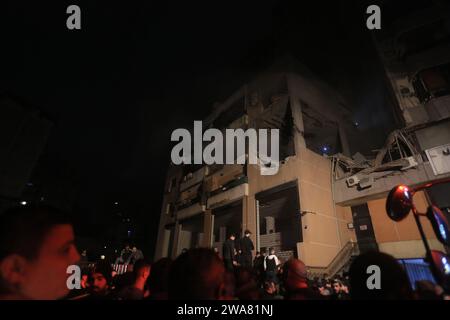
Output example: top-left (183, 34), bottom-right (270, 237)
top-left (222, 239), bottom-right (235, 262)
top-left (240, 236), bottom-right (254, 255)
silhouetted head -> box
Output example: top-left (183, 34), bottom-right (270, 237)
top-left (133, 259), bottom-right (151, 282)
top-left (0, 205), bottom-right (80, 300)
top-left (169, 248), bottom-right (225, 300)
top-left (148, 257), bottom-right (171, 298)
top-left (282, 258), bottom-right (308, 292)
top-left (349, 251), bottom-right (413, 300)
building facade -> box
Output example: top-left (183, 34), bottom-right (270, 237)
top-left (155, 2), bottom-right (450, 276)
top-left (155, 60), bottom-right (360, 275)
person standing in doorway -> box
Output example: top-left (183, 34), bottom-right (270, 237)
top-left (239, 230), bottom-right (254, 268)
top-left (222, 233), bottom-right (237, 271)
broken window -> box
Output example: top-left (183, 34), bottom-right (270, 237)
top-left (413, 63), bottom-right (450, 103)
top-left (382, 136), bottom-right (414, 164)
top-left (301, 100), bottom-right (340, 156)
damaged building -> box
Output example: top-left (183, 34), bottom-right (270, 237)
top-left (333, 1), bottom-right (450, 263)
top-left (155, 58), bottom-right (360, 275)
top-left (155, 2), bottom-right (450, 277)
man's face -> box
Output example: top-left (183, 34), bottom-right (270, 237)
top-left (333, 282), bottom-right (341, 293)
top-left (230, 236), bottom-right (235, 241)
top-left (21, 225), bottom-right (80, 300)
top-left (91, 273), bottom-right (109, 294)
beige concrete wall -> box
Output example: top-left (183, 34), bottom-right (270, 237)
top-left (368, 191), bottom-right (446, 258)
top-left (246, 147), bottom-right (344, 267)
top-left (335, 205), bottom-right (356, 245)
top-left (378, 239), bottom-right (445, 259)
top-left (160, 229), bottom-right (171, 258)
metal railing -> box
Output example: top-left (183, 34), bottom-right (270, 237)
top-left (307, 240), bottom-right (359, 279)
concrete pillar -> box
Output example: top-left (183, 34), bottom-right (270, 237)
top-left (197, 233), bottom-right (204, 248)
top-left (172, 221), bottom-right (181, 258)
top-left (286, 73), bottom-right (306, 152)
top-left (203, 210), bottom-right (213, 247)
top-left (161, 229), bottom-right (171, 258)
top-left (154, 227), bottom-right (165, 261)
top-left (243, 195), bottom-right (257, 252)
top-left (338, 124), bottom-right (351, 156)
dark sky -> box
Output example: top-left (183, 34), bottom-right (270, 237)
top-left (2, 1), bottom-right (403, 258)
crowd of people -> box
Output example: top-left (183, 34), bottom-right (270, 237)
top-left (0, 205), bottom-right (448, 300)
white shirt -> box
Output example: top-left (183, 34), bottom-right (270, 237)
top-left (264, 254), bottom-right (280, 270)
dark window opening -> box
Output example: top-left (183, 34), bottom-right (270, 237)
top-left (382, 136), bottom-right (414, 164)
top-left (279, 102), bottom-right (296, 159)
top-left (413, 63), bottom-right (450, 103)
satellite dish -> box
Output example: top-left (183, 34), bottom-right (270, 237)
top-left (386, 185), bottom-right (413, 222)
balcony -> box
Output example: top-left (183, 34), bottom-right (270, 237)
top-left (207, 182), bottom-right (248, 209)
top-left (204, 164), bottom-right (245, 193)
top-left (177, 202), bottom-right (205, 221)
top-left (333, 160), bottom-right (449, 206)
top-left (180, 166), bottom-right (208, 192)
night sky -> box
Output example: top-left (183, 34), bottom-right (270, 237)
top-left (2, 1), bottom-right (410, 258)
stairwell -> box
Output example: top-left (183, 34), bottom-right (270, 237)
top-left (306, 240), bottom-right (359, 279)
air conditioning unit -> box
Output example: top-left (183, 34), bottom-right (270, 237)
top-left (346, 175), bottom-right (360, 187)
top-left (358, 176), bottom-right (374, 189)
